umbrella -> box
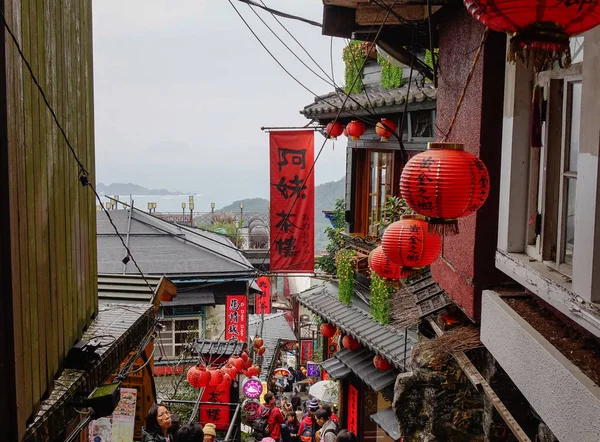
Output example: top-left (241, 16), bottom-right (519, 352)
top-left (309, 380), bottom-right (339, 404)
top-left (272, 367), bottom-right (292, 379)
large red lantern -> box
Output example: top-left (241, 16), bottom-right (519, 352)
top-left (320, 323), bottom-right (337, 338)
top-left (400, 142), bottom-right (490, 234)
top-left (187, 365), bottom-right (210, 389)
top-left (373, 355), bottom-right (392, 371)
top-left (464, 0), bottom-right (600, 68)
top-left (229, 355), bottom-right (245, 373)
top-left (209, 368), bottom-right (224, 387)
top-left (346, 120), bottom-right (366, 140)
top-left (326, 121), bottom-right (344, 139)
top-left (381, 216), bottom-right (442, 276)
top-left (368, 246), bottom-right (401, 280)
top-left (342, 335), bottom-right (360, 351)
top-left (375, 118), bottom-right (397, 142)
top-left (253, 337), bottom-right (264, 349)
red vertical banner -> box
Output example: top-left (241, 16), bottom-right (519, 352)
top-left (200, 385), bottom-right (231, 431)
top-left (269, 130), bottom-right (315, 273)
top-left (347, 384), bottom-right (359, 435)
top-left (255, 276), bottom-right (271, 314)
top-left (300, 339), bottom-right (313, 365)
top-left (225, 295), bottom-right (247, 342)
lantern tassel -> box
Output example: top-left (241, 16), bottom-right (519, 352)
top-left (400, 267), bottom-right (424, 279)
top-left (427, 218), bottom-right (459, 235)
top-left (508, 30), bottom-right (571, 72)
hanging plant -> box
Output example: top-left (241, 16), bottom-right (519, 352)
top-left (316, 199), bottom-right (346, 275)
top-left (377, 54), bottom-right (403, 90)
top-left (336, 249), bottom-right (356, 305)
top-left (424, 48), bottom-right (438, 72)
top-left (343, 41), bottom-right (365, 94)
top-left (370, 270), bottom-right (392, 326)
top-left (377, 196), bottom-right (413, 232)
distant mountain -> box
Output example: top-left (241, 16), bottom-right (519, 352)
top-left (97, 182), bottom-right (184, 196)
top-left (219, 198), bottom-right (269, 213)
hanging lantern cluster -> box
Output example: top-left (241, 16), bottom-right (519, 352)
top-left (373, 354), bottom-right (392, 371)
top-left (253, 336), bottom-right (264, 349)
top-left (464, 0), bottom-right (600, 68)
top-left (330, 118), bottom-right (398, 142)
top-left (188, 350), bottom-right (258, 389)
top-left (320, 323), bottom-right (337, 338)
top-left (400, 142), bottom-right (490, 234)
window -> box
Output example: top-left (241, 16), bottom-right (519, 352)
top-left (368, 151), bottom-right (394, 235)
top-left (156, 316), bottom-right (201, 358)
top-left (525, 59), bottom-right (582, 275)
top-left (408, 109), bottom-right (436, 141)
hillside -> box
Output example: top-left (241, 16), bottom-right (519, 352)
top-left (97, 182), bottom-right (184, 196)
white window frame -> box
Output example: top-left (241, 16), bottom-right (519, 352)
top-left (157, 315), bottom-right (202, 359)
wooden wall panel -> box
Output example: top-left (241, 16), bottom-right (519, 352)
top-left (3, 0), bottom-right (97, 437)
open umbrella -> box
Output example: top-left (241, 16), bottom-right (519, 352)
top-left (308, 380), bottom-right (339, 404)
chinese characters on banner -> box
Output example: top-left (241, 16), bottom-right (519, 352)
top-left (200, 384), bottom-right (231, 431)
top-left (300, 339), bottom-right (313, 365)
top-left (269, 131), bottom-right (315, 273)
top-left (347, 384), bottom-right (359, 436)
top-left (225, 295), bottom-right (247, 342)
top-left (255, 276), bottom-right (271, 314)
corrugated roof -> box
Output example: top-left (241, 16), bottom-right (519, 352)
top-left (249, 313), bottom-right (296, 380)
top-left (300, 84), bottom-right (436, 119)
top-left (334, 347), bottom-right (399, 393)
top-left (192, 340), bottom-right (246, 358)
top-left (296, 283), bottom-right (417, 370)
top-left (161, 292), bottom-right (215, 307)
top-left (370, 407), bottom-right (402, 442)
top-left (97, 209), bottom-right (256, 276)
top-left (98, 273), bottom-right (162, 303)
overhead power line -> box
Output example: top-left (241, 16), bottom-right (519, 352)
top-left (236, 0), bottom-right (322, 27)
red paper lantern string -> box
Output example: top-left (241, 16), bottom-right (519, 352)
top-left (381, 216), bottom-right (442, 277)
top-left (368, 246), bottom-right (402, 279)
top-left (375, 118), bottom-right (397, 142)
top-left (400, 143), bottom-right (490, 234)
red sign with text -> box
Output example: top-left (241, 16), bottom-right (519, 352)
top-left (269, 131), bottom-right (315, 273)
top-left (255, 276), bottom-right (271, 314)
top-left (225, 295), bottom-right (247, 342)
top-left (200, 384), bottom-right (231, 431)
top-left (347, 384), bottom-right (359, 436)
top-left (300, 339), bottom-right (313, 365)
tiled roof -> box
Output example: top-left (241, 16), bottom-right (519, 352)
top-left (300, 84), bottom-right (436, 119)
top-left (405, 270), bottom-right (452, 318)
top-left (296, 283), bottom-right (417, 370)
top-left (97, 209), bottom-right (256, 276)
top-left (370, 407), bottom-right (402, 442)
top-left (321, 357), bottom-right (352, 379)
top-left (192, 340), bottom-right (246, 358)
top-left (161, 292), bottom-right (215, 307)
top-left (249, 313), bottom-right (296, 380)
top-left (334, 347), bottom-right (399, 393)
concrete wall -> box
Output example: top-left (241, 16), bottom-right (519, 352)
top-left (430, 7), bottom-right (508, 320)
top-left (481, 291), bottom-right (600, 442)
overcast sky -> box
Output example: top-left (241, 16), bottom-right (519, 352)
top-left (92, 1), bottom-right (348, 207)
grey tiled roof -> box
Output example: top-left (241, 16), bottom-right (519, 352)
top-left (300, 84), bottom-right (436, 119)
top-left (192, 340), bottom-right (246, 358)
top-left (406, 270), bottom-right (452, 318)
top-left (249, 313), bottom-right (296, 380)
top-left (334, 347), bottom-right (399, 393)
top-left (370, 407), bottom-right (402, 442)
top-left (320, 357), bottom-right (352, 379)
top-left (161, 292), bottom-right (215, 307)
top-left (97, 209), bottom-right (255, 276)
top-left (296, 283), bottom-right (417, 370)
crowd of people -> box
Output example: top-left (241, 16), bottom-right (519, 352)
top-left (141, 397), bottom-right (357, 442)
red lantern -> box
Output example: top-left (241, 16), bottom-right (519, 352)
top-left (381, 216), bottom-right (442, 277)
top-left (326, 121), bottom-right (344, 139)
top-left (400, 143), bottom-right (490, 234)
top-left (244, 357), bottom-right (253, 369)
top-left (187, 365), bottom-right (210, 389)
top-left (342, 335), bottom-right (360, 351)
top-left (209, 368), bottom-right (224, 387)
top-left (368, 246), bottom-right (402, 280)
top-left (346, 120), bottom-right (366, 141)
top-left (220, 373), bottom-right (232, 389)
top-left (375, 118), bottom-right (396, 142)
top-left (229, 356), bottom-right (245, 373)
top-left (253, 337), bottom-right (264, 349)
top-left (320, 323), bottom-right (337, 338)
top-left (464, 0), bottom-right (600, 67)
top-left (373, 355), bottom-right (392, 371)
top-left (257, 346), bottom-right (266, 355)
top-left (222, 365), bottom-right (236, 379)
top-left (246, 365), bottom-right (260, 377)
top-left (241, 351), bottom-right (249, 363)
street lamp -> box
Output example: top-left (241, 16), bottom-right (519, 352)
top-left (211, 202), bottom-right (215, 214)
top-left (189, 200), bottom-right (195, 226)
top-left (240, 202), bottom-right (244, 224)
top-left (181, 202), bottom-right (186, 217)
top-left (147, 202), bottom-right (156, 213)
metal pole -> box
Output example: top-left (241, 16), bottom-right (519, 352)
top-left (403, 327), bottom-right (408, 371)
top-left (224, 404), bottom-right (241, 442)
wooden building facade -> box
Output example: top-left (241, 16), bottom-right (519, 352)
top-left (0, 0), bottom-right (97, 439)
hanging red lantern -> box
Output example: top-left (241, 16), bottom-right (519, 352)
top-left (368, 246), bottom-right (402, 280)
top-left (246, 365), bottom-right (260, 377)
top-left (229, 356), bottom-right (245, 373)
top-left (375, 118), bottom-right (397, 142)
top-left (244, 357), bottom-right (253, 369)
top-left (187, 365), bottom-right (210, 389)
top-left (346, 120), bottom-right (366, 141)
top-left (220, 373), bottom-right (232, 389)
top-left (253, 337), bottom-right (264, 349)
top-left (464, 0), bottom-right (600, 68)
top-left (320, 323), bottom-right (337, 338)
top-left (326, 121), bottom-right (344, 139)
top-left (400, 142), bottom-right (490, 234)
top-left (209, 368), bottom-right (224, 387)
top-left (222, 365), bottom-right (236, 379)
top-left (342, 335), bottom-right (360, 351)
top-left (373, 355), bottom-right (392, 371)
top-left (241, 351), bottom-right (249, 363)
top-left (381, 215), bottom-right (442, 277)
top-left (257, 346), bottom-right (266, 355)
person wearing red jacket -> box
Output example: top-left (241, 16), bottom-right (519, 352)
top-left (258, 392), bottom-right (285, 440)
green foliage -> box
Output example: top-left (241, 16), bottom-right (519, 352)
top-left (377, 54), bottom-right (403, 90)
top-left (377, 196), bottom-right (414, 231)
top-left (166, 382), bottom-right (199, 423)
top-left (343, 41), bottom-right (365, 94)
top-left (207, 222), bottom-right (237, 237)
top-left (370, 270), bottom-right (392, 325)
top-left (336, 249), bottom-right (356, 305)
top-left (316, 199), bottom-right (346, 274)
top-left (424, 49), bottom-right (439, 71)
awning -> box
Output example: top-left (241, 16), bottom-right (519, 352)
top-left (161, 291), bottom-right (215, 306)
top-left (334, 348), bottom-right (399, 394)
top-left (321, 357), bottom-right (352, 379)
top-left (192, 339), bottom-right (245, 358)
top-left (370, 407), bottom-right (402, 442)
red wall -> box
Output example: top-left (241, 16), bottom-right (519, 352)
top-left (431, 7), bottom-right (508, 320)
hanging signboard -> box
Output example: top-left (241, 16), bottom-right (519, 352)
top-left (269, 130), bottom-right (315, 273)
top-left (300, 339), bottom-right (313, 365)
top-left (88, 388), bottom-right (137, 442)
top-left (255, 276), bottom-right (271, 314)
top-left (347, 384), bottom-right (359, 436)
top-left (225, 295), bottom-right (247, 342)
top-left (200, 384), bottom-right (231, 431)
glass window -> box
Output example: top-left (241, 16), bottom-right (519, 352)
top-left (409, 110), bottom-right (434, 139)
top-left (367, 151), bottom-right (393, 235)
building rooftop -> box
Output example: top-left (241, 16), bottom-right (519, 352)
top-left (249, 313), bottom-right (296, 380)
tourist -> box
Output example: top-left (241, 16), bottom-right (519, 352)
top-left (176, 423), bottom-right (204, 442)
top-left (142, 404), bottom-right (174, 442)
top-left (281, 410), bottom-right (300, 442)
top-left (314, 409), bottom-right (337, 442)
top-left (335, 430), bottom-right (357, 442)
top-left (202, 423), bottom-right (219, 442)
top-left (322, 404), bottom-right (338, 427)
top-left (291, 390), bottom-right (301, 411)
top-left (298, 399), bottom-right (319, 442)
top-left (254, 392), bottom-right (285, 440)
